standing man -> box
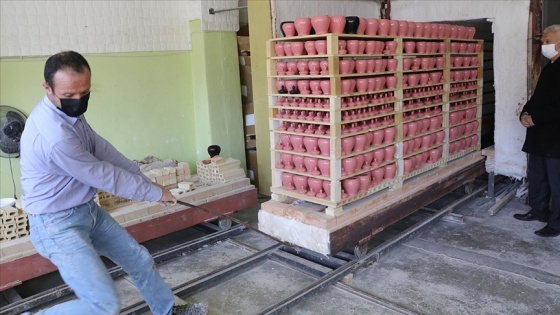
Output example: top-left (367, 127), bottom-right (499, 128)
top-left (20, 51), bottom-right (208, 315)
top-left (514, 25), bottom-right (560, 237)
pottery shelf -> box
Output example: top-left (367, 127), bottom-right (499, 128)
top-left (267, 33), bottom-right (483, 215)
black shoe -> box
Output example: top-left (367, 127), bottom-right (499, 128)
top-left (513, 212), bottom-right (547, 222)
top-left (172, 302), bottom-right (209, 315)
top-left (535, 226), bottom-right (560, 237)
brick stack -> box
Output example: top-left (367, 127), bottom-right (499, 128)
top-left (144, 162), bottom-right (191, 186)
top-left (196, 157), bottom-right (246, 184)
top-left (96, 162), bottom-right (194, 210)
top-left (0, 204), bottom-right (29, 242)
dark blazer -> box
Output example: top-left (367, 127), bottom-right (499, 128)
top-left (520, 60), bottom-right (560, 157)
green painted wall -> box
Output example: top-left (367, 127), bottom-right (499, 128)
top-left (248, 0), bottom-right (273, 195)
top-left (0, 20), bottom-right (245, 200)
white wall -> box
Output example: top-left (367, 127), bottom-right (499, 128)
top-left (272, 0), bottom-right (531, 179)
top-left (0, 0), bottom-right (240, 57)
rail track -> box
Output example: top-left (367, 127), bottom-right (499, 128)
top-left (1, 180), bottom-right (494, 315)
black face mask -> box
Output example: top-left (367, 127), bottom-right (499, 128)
top-left (57, 93), bottom-right (90, 117)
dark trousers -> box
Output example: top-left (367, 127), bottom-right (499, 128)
top-left (528, 154), bottom-right (560, 230)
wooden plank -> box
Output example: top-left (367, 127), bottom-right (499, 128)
top-left (488, 182), bottom-right (519, 215)
top-left (328, 156), bottom-right (485, 254)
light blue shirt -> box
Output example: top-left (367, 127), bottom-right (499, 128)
top-left (20, 95), bottom-right (162, 214)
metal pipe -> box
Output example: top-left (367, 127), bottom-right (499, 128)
top-left (209, 6), bottom-right (247, 15)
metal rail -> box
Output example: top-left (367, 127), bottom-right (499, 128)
top-left (4, 182), bottom-right (485, 315)
top-left (0, 223), bottom-right (245, 315)
top-left (176, 200), bottom-right (302, 251)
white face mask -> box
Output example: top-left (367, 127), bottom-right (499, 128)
top-left (542, 41), bottom-right (559, 59)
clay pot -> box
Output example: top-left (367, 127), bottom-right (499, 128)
top-left (354, 134), bottom-right (367, 152)
top-left (366, 18), bottom-right (379, 35)
top-left (403, 58), bottom-right (413, 71)
top-left (291, 42), bottom-right (304, 56)
top-left (304, 157), bottom-right (320, 175)
top-left (317, 138), bottom-right (330, 156)
top-left (386, 76), bottom-right (397, 89)
top-left (315, 40), bottom-right (327, 55)
top-left (318, 159), bottom-right (330, 176)
top-left (429, 148), bottom-right (441, 163)
top-left (434, 131), bottom-right (444, 144)
top-left (294, 17), bottom-right (312, 36)
top-left (275, 43), bottom-right (285, 57)
top-left (363, 152), bottom-right (374, 169)
top-left (281, 172), bottom-right (295, 190)
top-left (414, 22), bottom-right (424, 37)
top-left (384, 163), bottom-right (396, 179)
top-left (372, 129), bottom-right (385, 145)
top-left (342, 177), bottom-right (360, 196)
top-left (296, 61), bottom-right (309, 75)
top-left (311, 15), bottom-right (330, 35)
top-left (404, 158), bottom-right (413, 174)
top-left (307, 178), bottom-right (322, 197)
top-left (358, 40), bottom-right (366, 54)
top-left (357, 174), bottom-right (371, 192)
top-left (341, 136), bottom-right (356, 155)
top-left (388, 20), bottom-right (399, 36)
top-left (385, 41), bottom-right (397, 54)
top-left (357, 17), bottom-right (367, 35)
top-left (378, 19), bottom-right (390, 36)
top-left (280, 153), bottom-right (294, 170)
top-left (355, 155), bottom-right (365, 171)
top-left (281, 21), bottom-right (296, 37)
top-left (292, 175), bottom-right (309, 194)
top-left (329, 16), bottom-right (345, 34)
top-left (303, 136), bottom-right (320, 155)
top-left (276, 62), bottom-right (287, 75)
top-left (398, 20), bottom-right (408, 36)
top-left (355, 60), bottom-right (367, 74)
top-left (384, 145), bottom-right (395, 162)
top-left (387, 59), bottom-right (398, 71)
top-left (292, 154), bottom-right (305, 172)
top-left (342, 157), bottom-right (357, 176)
top-left (283, 43), bottom-right (293, 56)
top-left (320, 80), bottom-right (331, 95)
top-left (408, 74), bottom-right (420, 87)
top-left (384, 127), bottom-right (396, 143)
top-left (290, 135), bottom-right (305, 152)
top-left (344, 16), bottom-right (360, 34)
top-left (404, 41), bottom-right (416, 54)
top-left (457, 26), bottom-right (466, 39)
top-left (356, 78), bottom-right (368, 93)
top-left (404, 21), bottom-right (415, 36)
top-left (372, 167), bottom-right (384, 184)
top-left (308, 61), bottom-right (320, 75)
top-left (347, 40), bottom-right (359, 54)
top-left (304, 41), bottom-right (317, 55)
top-left (322, 180), bottom-right (331, 198)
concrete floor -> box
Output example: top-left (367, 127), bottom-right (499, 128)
top-left (115, 190), bottom-right (560, 315)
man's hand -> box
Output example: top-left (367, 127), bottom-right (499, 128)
top-left (520, 113), bottom-right (535, 128)
top-left (153, 182), bottom-right (177, 206)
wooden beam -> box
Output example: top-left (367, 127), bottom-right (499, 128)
top-left (328, 158), bottom-right (485, 254)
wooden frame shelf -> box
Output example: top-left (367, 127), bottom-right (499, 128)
top-left (267, 34), bottom-right (483, 215)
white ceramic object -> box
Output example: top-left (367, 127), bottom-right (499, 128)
top-left (169, 188), bottom-right (186, 197)
top-left (1, 197), bottom-right (16, 207)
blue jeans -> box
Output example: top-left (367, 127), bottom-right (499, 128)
top-left (26, 200), bottom-right (175, 315)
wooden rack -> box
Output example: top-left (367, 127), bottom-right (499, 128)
top-left (267, 34), bottom-right (483, 215)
